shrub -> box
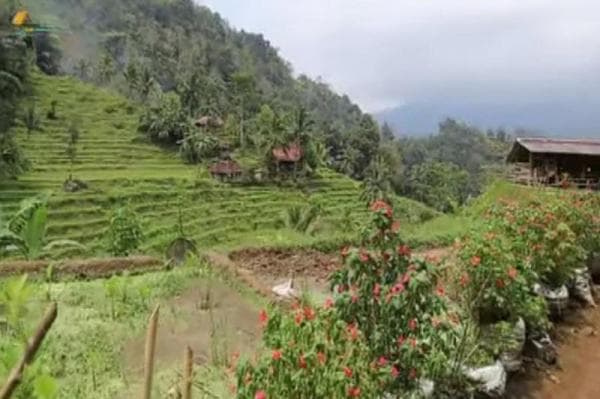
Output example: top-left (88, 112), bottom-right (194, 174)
top-left (235, 301), bottom-right (386, 398)
top-left (329, 200), bottom-right (459, 391)
top-left (107, 206), bottom-right (143, 256)
top-left (138, 92), bottom-right (190, 144)
top-left (457, 228), bottom-right (548, 329)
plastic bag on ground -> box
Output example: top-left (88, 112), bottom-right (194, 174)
top-left (533, 283), bottom-right (569, 318)
top-left (464, 361), bottom-right (507, 397)
top-left (569, 267), bottom-right (596, 307)
top-left (529, 331), bottom-right (557, 364)
top-left (500, 318), bottom-right (526, 372)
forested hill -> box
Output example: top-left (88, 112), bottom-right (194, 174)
top-left (24, 0), bottom-right (367, 141)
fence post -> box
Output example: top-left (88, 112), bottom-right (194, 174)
top-left (182, 346), bottom-right (193, 399)
top-left (0, 303), bottom-right (58, 399)
top-left (142, 305), bottom-right (160, 399)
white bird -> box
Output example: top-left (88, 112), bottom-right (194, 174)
top-left (272, 272), bottom-right (297, 298)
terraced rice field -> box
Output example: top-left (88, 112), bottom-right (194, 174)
top-left (1, 73), bottom-right (435, 258)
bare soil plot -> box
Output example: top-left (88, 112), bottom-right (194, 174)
top-left (123, 279), bottom-right (260, 375)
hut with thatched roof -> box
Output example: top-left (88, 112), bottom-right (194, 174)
top-left (272, 143), bottom-right (303, 169)
top-left (194, 115), bottom-right (224, 129)
top-left (209, 159), bottom-right (242, 181)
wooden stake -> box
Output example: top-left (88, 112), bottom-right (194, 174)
top-left (182, 346), bottom-right (193, 399)
top-left (0, 302), bottom-right (58, 399)
top-left (142, 305), bottom-right (160, 399)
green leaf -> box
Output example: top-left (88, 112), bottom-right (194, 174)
top-left (34, 374), bottom-right (58, 399)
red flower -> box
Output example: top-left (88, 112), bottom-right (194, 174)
top-left (303, 306), bottom-right (316, 321)
top-left (507, 267), bottom-right (518, 280)
top-left (298, 354), bottom-right (307, 369)
top-left (391, 366), bottom-right (400, 378)
top-left (258, 309), bottom-right (268, 328)
top-left (460, 273), bottom-right (470, 287)
top-left (272, 350), bottom-right (282, 361)
top-left (496, 278), bottom-right (505, 289)
top-left (295, 312), bottom-right (304, 325)
top-left (397, 244), bottom-right (411, 257)
top-left (397, 335), bottom-right (406, 346)
top-left (317, 352), bottom-right (326, 365)
top-left (323, 297), bottom-right (334, 309)
top-left (391, 283), bottom-right (405, 295)
top-left (401, 272), bottom-right (411, 284)
top-left (377, 356), bottom-right (387, 367)
top-left (470, 256), bottom-right (481, 267)
top-left (408, 318), bottom-right (418, 331)
top-left (347, 323), bottom-right (359, 341)
top-left (436, 284), bottom-right (445, 297)
top-left (391, 220), bottom-right (401, 232)
top-left (409, 368), bottom-right (418, 380)
top-left (343, 366), bottom-right (353, 378)
top-left (371, 199), bottom-right (393, 218)
top-left (255, 390), bottom-right (267, 399)
top-left (347, 386), bottom-right (361, 397)
top-left (373, 283), bottom-right (381, 298)
top-left (359, 249), bottom-right (370, 263)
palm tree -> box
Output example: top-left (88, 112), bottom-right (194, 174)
top-left (360, 155), bottom-right (392, 206)
top-left (0, 195), bottom-right (84, 260)
top-left (288, 107), bottom-right (314, 146)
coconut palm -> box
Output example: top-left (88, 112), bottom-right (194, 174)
top-left (360, 155), bottom-right (393, 206)
top-left (0, 195), bottom-right (85, 260)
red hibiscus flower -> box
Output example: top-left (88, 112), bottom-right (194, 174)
top-left (377, 356), bottom-right (387, 367)
top-left (507, 267), bottom-right (518, 280)
top-left (391, 366), bottom-right (400, 378)
top-left (436, 284), bottom-right (445, 297)
top-left (391, 282), bottom-right (405, 295)
top-left (397, 244), bottom-right (411, 257)
top-left (347, 324), bottom-right (359, 341)
top-left (303, 306), bottom-right (316, 321)
top-left (397, 335), bottom-right (406, 346)
top-left (470, 256), bottom-right (481, 267)
top-left (373, 283), bottom-right (381, 298)
top-left (323, 297), bottom-right (334, 309)
top-left (295, 312), bottom-right (304, 325)
top-left (258, 309), bottom-right (268, 328)
top-left (343, 366), bottom-right (353, 378)
top-left (408, 318), bottom-right (418, 331)
top-left (298, 354), bottom-right (307, 369)
top-left (255, 390), bottom-right (267, 399)
top-left (371, 199), bottom-right (393, 218)
top-left (359, 249), bottom-right (370, 263)
top-left (317, 352), bottom-right (326, 365)
top-left (347, 386), bottom-right (361, 397)
top-left (272, 350), bottom-right (282, 361)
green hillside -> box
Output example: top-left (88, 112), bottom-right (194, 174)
top-left (0, 73), bottom-right (437, 258)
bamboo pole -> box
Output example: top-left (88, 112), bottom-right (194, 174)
top-left (182, 346), bottom-right (193, 399)
top-left (0, 302), bottom-right (58, 399)
top-left (142, 305), bottom-right (160, 399)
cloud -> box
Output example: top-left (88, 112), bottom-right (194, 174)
top-left (201, 0), bottom-right (600, 112)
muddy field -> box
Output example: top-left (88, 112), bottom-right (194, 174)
top-left (123, 279), bottom-right (260, 375)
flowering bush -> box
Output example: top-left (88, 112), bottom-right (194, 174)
top-left (329, 200), bottom-right (459, 391)
top-left (457, 228), bottom-right (548, 329)
top-left (486, 199), bottom-right (585, 288)
top-left (235, 302), bottom-right (386, 398)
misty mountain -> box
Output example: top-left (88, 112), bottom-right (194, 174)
top-left (376, 100), bottom-right (600, 138)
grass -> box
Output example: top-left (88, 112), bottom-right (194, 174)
top-left (1, 72), bottom-right (444, 259)
top-left (1, 257), bottom-right (261, 398)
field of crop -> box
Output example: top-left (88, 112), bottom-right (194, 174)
top-left (0, 72), bottom-right (439, 259)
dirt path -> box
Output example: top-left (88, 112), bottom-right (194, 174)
top-left (507, 305), bottom-right (600, 399)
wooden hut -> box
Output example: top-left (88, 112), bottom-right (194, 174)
top-left (506, 137), bottom-right (600, 189)
top-left (272, 143), bottom-right (303, 171)
top-left (209, 159), bottom-right (242, 181)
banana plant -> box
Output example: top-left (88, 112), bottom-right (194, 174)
top-left (0, 195), bottom-right (85, 260)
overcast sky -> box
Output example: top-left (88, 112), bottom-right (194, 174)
top-left (200, 1), bottom-right (600, 114)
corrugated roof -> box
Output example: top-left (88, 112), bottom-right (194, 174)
top-left (515, 137), bottom-right (600, 156)
top-left (272, 143), bottom-right (303, 162)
